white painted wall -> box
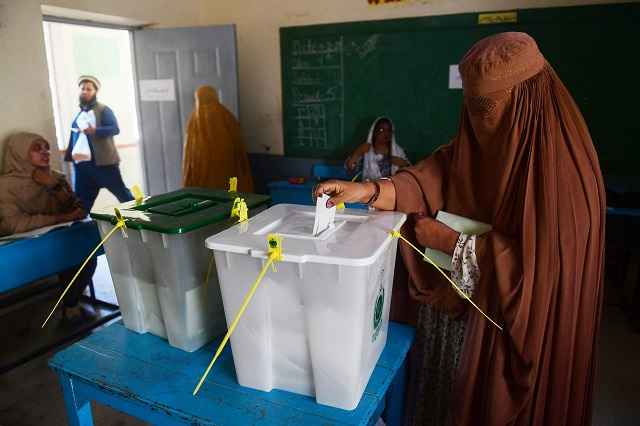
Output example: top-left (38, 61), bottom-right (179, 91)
top-left (0, 0), bottom-right (633, 171)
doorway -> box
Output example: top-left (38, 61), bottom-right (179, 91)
top-left (43, 21), bottom-right (144, 210)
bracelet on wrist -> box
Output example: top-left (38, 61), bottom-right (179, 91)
top-left (362, 179), bottom-right (380, 206)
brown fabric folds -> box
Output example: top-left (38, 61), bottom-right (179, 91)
top-left (392, 32), bottom-right (605, 425)
top-left (459, 33), bottom-right (545, 96)
top-left (182, 86), bottom-right (254, 192)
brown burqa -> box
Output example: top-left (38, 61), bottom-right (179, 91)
top-left (182, 86), bottom-right (254, 192)
top-left (391, 32), bottom-right (605, 425)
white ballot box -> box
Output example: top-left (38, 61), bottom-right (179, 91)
top-left (205, 204), bottom-right (406, 410)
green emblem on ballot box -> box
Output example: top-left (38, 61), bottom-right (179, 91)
top-left (372, 284), bottom-right (384, 342)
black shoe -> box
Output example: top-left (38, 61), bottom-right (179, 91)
top-left (79, 305), bottom-right (97, 323)
top-left (61, 306), bottom-right (86, 330)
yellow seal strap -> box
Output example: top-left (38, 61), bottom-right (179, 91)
top-left (388, 230), bottom-right (502, 330)
top-left (131, 185), bottom-right (144, 202)
top-left (42, 209), bottom-right (127, 328)
top-left (201, 254), bottom-right (216, 312)
top-left (194, 234), bottom-right (283, 395)
top-left (228, 177), bottom-right (238, 193)
top-left (205, 200), bottom-right (255, 310)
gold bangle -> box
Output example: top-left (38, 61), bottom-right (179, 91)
top-left (362, 179), bottom-right (380, 206)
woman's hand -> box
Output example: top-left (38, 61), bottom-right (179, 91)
top-left (313, 179), bottom-right (374, 208)
top-left (32, 168), bottom-right (57, 186)
top-left (345, 156), bottom-right (357, 170)
top-left (345, 143), bottom-right (370, 171)
top-left (391, 155), bottom-right (409, 167)
top-left (411, 212), bottom-right (460, 256)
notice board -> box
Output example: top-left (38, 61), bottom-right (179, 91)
top-left (280, 3), bottom-right (640, 174)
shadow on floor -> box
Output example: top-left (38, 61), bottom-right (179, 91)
top-left (0, 276), bottom-right (120, 374)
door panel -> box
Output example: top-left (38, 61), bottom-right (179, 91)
top-left (133, 25), bottom-right (239, 195)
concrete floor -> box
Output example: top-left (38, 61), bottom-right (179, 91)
top-left (1, 255), bottom-right (639, 425)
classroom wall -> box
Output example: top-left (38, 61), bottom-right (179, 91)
top-left (0, 0), bottom-right (206, 173)
top-left (0, 0), bottom-right (634, 174)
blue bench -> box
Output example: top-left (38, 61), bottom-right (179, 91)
top-left (0, 220), bottom-right (105, 294)
top-left (0, 219), bottom-right (121, 373)
top-left (49, 320), bottom-right (415, 425)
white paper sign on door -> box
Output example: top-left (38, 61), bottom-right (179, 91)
top-left (139, 79), bottom-right (176, 101)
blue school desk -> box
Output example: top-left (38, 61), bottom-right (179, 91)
top-left (268, 180), bottom-right (367, 210)
top-left (0, 220), bottom-right (104, 293)
top-left (267, 164), bottom-right (367, 210)
top-left (48, 320), bottom-right (415, 425)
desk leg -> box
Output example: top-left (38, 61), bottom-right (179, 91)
top-left (385, 357), bottom-right (407, 426)
top-left (59, 374), bottom-right (94, 426)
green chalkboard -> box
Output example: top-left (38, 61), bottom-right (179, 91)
top-left (280, 3), bottom-right (640, 174)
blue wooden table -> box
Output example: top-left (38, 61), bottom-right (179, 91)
top-left (48, 320), bottom-right (415, 425)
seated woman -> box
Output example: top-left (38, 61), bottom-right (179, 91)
top-left (0, 132), bottom-right (97, 329)
top-left (344, 116), bottom-right (411, 181)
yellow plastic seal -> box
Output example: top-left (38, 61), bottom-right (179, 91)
top-left (193, 235), bottom-right (283, 395)
top-left (42, 209), bottom-right (127, 328)
top-left (228, 177), bottom-right (238, 193)
top-left (388, 230), bottom-right (502, 330)
top-left (131, 185), bottom-right (145, 202)
top-left (230, 197), bottom-right (242, 218)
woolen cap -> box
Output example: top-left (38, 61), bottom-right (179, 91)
top-left (77, 75), bottom-right (101, 90)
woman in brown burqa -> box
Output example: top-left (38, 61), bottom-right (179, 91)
top-left (314, 32), bottom-right (605, 425)
top-left (182, 86), bottom-right (254, 192)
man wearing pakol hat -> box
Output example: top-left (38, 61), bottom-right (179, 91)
top-left (64, 75), bottom-right (134, 210)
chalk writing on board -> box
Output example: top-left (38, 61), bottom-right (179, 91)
top-left (292, 39), bottom-right (343, 55)
top-left (290, 36), bottom-right (345, 149)
top-left (292, 72), bottom-right (323, 85)
top-left (348, 34), bottom-right (380, 59)
top-left (292, 87), bottom-right (339, 103)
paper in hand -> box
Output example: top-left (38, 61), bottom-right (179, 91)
top-left (75, 110), bottom-right (96, 131)
top-left (424, 211), bottom-right (491, 270)
top-left (313, 193), bottom-right (336, 236)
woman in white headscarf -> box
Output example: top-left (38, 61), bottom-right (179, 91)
top-left (344, 116), bottom-right (410, 181)
top-left (0, 132), bottom-right (97, 328)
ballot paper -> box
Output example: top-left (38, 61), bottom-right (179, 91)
top-left (0, 220), bottom-right (85, 246)
top-left (424, 211), bottom-right (492, 270)
top-left (75, 110), bottom-right (96, 131)
top-left (313, 193), bottom-right (336, 236)
top-left (71, 110), bottom-right (96, 163)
